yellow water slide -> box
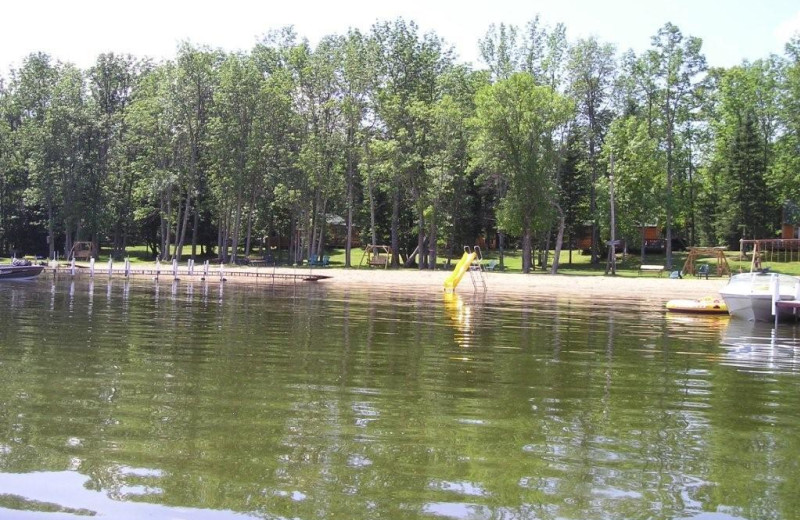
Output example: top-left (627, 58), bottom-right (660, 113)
top-left (443, 251), bottom-right (477, 291)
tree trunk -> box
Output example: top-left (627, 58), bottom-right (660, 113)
top-left (640, 227), bottom-right (647, 264)
top-left (191, 206), bottom-right (199, 260)
top-left (176, 191), bottom-right (192, 261)
top-left (417, 206), bottom-right (425, 270)
top-left (365, 141), bottom-right (378, 252)
top-left (346, 179), bottom-right (354, 268)
top-left (522, 222), bottom-right (533, 274)
top-left (498, 231), bottom-right (506, 270)
top-left (216, 215), bottom-right (224, 262)
top-left (391, 186), bottom-right (400, 268)
top-left (231, 194), bottom-right (243, 264)
top-left (47, 204), bottom-right (55, 259)
top-left (551, 203), bottom-right (566, 274)
top-left (245, 190), bottom-right (256, 257)
top-left (172, 191), bottom-right (184, 261)
top-left (541, 231), bottom-right (552, 271)
top-left (428, 205), bottom-right (438, 270)
top-left (161, 190), bottom-right (172, 261)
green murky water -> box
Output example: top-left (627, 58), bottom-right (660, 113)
top-left (1, 276), bottom-right (799, 519)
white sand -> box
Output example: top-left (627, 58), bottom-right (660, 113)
top-left (228, 265), bottom-right (727, 303)
top-left (58, 262), bottom-right (730, 303)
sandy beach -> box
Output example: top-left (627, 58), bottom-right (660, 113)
top-left (306, 267), bottom-right (728, 301)
top-left (51, 261), bottom-right (730, 304)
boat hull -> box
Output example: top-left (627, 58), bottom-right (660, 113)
top-left (719, 273), bottom-right (800, 322)
top-left (0, 265), bottom-right (45, 280)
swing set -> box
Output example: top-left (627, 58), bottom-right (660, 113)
top-left (739, 239), bottom-right (800, 272)
top-left (681, 247), bottom-right (731, 277)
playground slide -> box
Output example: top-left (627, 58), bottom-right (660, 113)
top-left (443, 252), bottom-right (477, 291)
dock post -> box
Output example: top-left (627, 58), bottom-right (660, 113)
top-left (220, 263), bottom-right (226, 282)
top-left (772, 274), bottom-right (779, 327)
top-left (124, 258), bottom-right (131, 278)
top-left (108, 258), bottom-right (113, 277)
top-left (202, 260), bottom-right (209, 281)
top-left (90, 257), bottom-right (95, 278)
top-left (188, 258), bottom-right (194, 276)
top-left (70, 258), bottom-right (76, 277)
top-left (172, 258), bottom-right (179, 281)
top-left (155, 258), bottom-right (161, 281)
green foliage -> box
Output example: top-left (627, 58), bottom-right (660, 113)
top-left (0, 18), bottom-right (798, 267)
top-left (472, 72), bottom-right (573, 271)
top-left (601, 115), bottom-right (665, 245)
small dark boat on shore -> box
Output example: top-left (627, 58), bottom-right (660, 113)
top-left (0, 260), bottom-right (45, 280)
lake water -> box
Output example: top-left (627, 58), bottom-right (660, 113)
top-left (1, 276), bottom-right (799, 520)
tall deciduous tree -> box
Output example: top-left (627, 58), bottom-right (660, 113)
top-left (88, 53), bottom-right (142, 259)
top-left (372, 18), bottom-right (453, 267)
top-left (339, 29), bottom-right (377, 267)
top-left (646, 23), bottom-right (706, 268)
top-left (170, 43), bottom-right (217, 261)
top-left (472, 72), bottom-right (573, 273)
top-left (602, 115), bottom-right (664, 262)
top-left (209, 52), bottom-right (261, 263)
top-left (567, 36), bottom-right (617, 264)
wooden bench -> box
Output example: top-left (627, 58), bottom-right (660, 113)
top-left (369, 255), bottom-right (388, 268)
top-left (638, 264), bottom-right (665, 277)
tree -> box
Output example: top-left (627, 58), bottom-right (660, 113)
top-left (707, 66), bottom-right (775, 245)
top-left (292, 37), bottom-right (345, 264)
top-left (772, 37), bottom-right (800, 208)
top-left (646, 23), bottom-right (706, 268)
top-left (169, 43), bottom-right (217, 261)
top-left (372, 18), bottom-right (453, 268)
top-left (478, 23), bottom-right (520, 81)
top-left (472, 73), bottom-right (573, 273)
top-left (209, 52), bottom-right (261, 264)
top-left (601, 115), bottom-right (664, 262)
top-left (567, 36), bottom-right (617, 264)
top-left (339, 29), bottom-right (378, 267)
top-left (87, 53), bottom-right (142, 259)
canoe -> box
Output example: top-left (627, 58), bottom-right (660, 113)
top-left (666, 296), bottom-right (728, 315)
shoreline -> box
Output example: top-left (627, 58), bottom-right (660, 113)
top-left (47, 263), bottom-right (730, 303)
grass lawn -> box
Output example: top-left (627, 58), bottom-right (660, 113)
top-left (12, 244), bottom-right (800, 278)
top-left (324, 247), bottom-right (800, 277)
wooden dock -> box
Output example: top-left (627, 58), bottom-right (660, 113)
top-left (773, 299), bottom-right (800, 327)
top-left (46, 265), bottom-right (332, 283)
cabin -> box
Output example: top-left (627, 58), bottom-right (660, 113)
top-left (781, 201), bottom-right (800, 242)
top-left (326, 214), bottom-right (360, 248)
top-left (782, 224), bottom-right (799, 239)
top-left (641, 225), bottom-right (665, 253)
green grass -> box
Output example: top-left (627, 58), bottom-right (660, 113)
top-left (16, 244), bottom-right (800, 277)
top-left (324, 247), bottom-right (800, 277)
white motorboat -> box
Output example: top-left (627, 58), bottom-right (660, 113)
top-left (719, 272), bottom-right (800, 321)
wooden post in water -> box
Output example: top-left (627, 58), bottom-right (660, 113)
top-left (107, 258), bottom-right (113, 277)
top-left (90, 258), bottom-right (95, 278)
top-left (772, 274), bottom-right (779, 328)
top-left (172, 258), bottom-right (179, 281)
top-left (155, 258), bottom-right (161, 281)
top-left (202, 260), bottom-right (209, 281)
top-left (188, 259), bottom-right (195, 276)
top-left (70, 258), bottom-right (76, 276)
top-left (219, 263), bottom-right (226, 282)
top-left (124, 258), bottom-right (131, 278)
